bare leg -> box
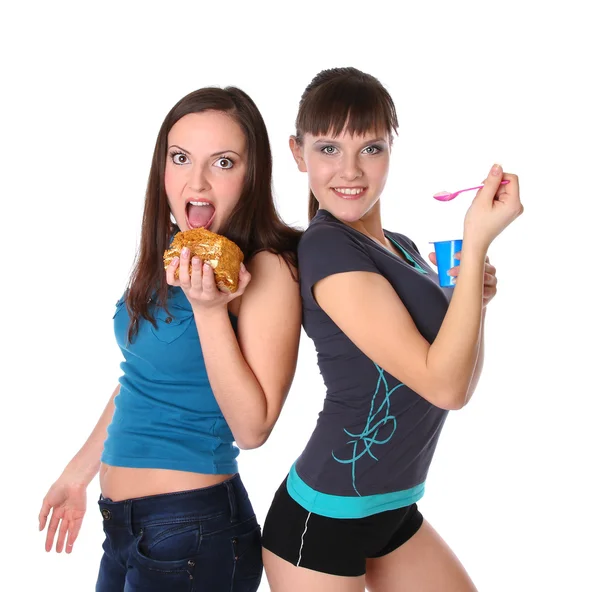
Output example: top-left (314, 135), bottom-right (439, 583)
top-left (263, 548), bottom-right (366, 592)
top-left (365, 520), bottom-right (477, 592)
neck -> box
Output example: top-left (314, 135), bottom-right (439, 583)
top-left (346, 200), bottom-right (386, 243)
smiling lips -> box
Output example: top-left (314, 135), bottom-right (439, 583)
top-left (186, 200), bottom-right (216, 229)
top-left (331, 187), bottom-right (367, 200)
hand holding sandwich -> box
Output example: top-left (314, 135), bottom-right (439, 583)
top-left (164, 228), bottom-right (251, 309)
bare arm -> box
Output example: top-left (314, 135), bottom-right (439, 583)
top-left (39, 385), bottom-right (119, 551)
top-left (440, 252), bottom-right (495, 405)
top-left (314, 240), bottom-right (486, 411)
top-left (465, 308), bottom-right (486, 404)
top-left (192, 252), bottom-right (301, 449)
top-left (62, 385), bottom-right (119, 484)
top-left (426, 242), bottom-right (487, 406)
top-left (314, 167), bottom-right (520, 411)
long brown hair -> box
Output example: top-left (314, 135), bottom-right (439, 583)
top-left (293, 67), bottom-right (399, 220)
top-left (127, 87), bottom-right (301, 341)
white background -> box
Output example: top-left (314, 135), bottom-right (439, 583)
top-left (1, 1), bottom-right (598, 590)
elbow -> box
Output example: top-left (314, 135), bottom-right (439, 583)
top-left (434, 387), bottom-right (469, 411)
top-left (441, 396), bottom-right (467, 411)
top-left (235, 429), bottom-right (270, 451)
top-left (415, 375), bottom-right (468, 410)
top-left (440, 375), bottom-right (480, 410)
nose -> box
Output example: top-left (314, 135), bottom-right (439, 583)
top-left (188, 162), bottom-right (211, 192)
top-left (339, 153), bottom-right (363, 181)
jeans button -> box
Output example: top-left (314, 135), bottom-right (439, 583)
top-left (188, 560), bottom-right (195, 567)
top-left (101, 509), bottom-right (111, 520)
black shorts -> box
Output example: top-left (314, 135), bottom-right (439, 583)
top-left (262, 478), bottom-right (424, 577)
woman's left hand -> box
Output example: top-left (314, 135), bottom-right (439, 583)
top-left (166, 246), bottom-right (251, 309)
top-left (428, 252), bottom-right (498, 307)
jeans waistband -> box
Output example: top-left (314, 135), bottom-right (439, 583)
top-left (98, 473), bottom-right (251, 530)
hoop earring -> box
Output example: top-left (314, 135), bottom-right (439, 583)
top-left (169, 212), bottom-right (177, 225)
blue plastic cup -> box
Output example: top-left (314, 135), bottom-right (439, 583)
top-left (431, 239), bottom-right (463, 287)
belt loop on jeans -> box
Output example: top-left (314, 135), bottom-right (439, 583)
top-left (225, 480), bottom-right (238, 523)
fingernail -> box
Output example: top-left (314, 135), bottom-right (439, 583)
top-left (181, 247), bottom-right (189, 257)
top-left (192, 257), bottom-right (201, 266)
top-left (170, 257), bottom-right (179, 266)
top-left (240, 263), bottom-right (246, 272)
top-left (203, 263), bottom-right (211, 270)
top-left (491, 164), bottom-right (502, 176)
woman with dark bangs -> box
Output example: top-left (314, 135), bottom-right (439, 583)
top-left (38, 87), bottom-right (302, 591)
top-left (262, 68), bottom-right (523, 591)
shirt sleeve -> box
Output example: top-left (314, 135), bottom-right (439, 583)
top-left (298, 223), bottom-right (380, 304)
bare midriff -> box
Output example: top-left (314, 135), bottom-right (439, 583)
top-left (99, 463), bottom-right (234, 502)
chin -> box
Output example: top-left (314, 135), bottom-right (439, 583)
top-left (335, 214), bottom-right (362, 225)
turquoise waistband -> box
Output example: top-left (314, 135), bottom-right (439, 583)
top-left (286, 463), bottom-right (425, 519)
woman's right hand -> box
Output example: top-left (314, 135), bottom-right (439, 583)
top-left (39, 473), bottom-right (87, 553)
top-left (463, 164), bottom-right (523, 250)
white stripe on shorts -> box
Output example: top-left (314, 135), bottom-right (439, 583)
top-left (296, 511), bottom-right (312, 567)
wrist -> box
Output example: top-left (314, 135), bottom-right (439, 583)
top-left (459, 240), bottom-right (488, 264)
top-left (192, 302), bottom-right (230, 323)
top-left (462, 229), bottom-right (490, 255)
top-left (63, 458), bottom-right (99, 486)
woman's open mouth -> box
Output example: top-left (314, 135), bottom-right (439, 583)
top-left (185, 200), bottom-right (216, 230)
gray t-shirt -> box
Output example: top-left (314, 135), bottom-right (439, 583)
top-left (291, 209), bottom-right (453, 515)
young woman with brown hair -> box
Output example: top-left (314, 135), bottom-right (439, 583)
top-left (39, 86), bottom-right (302, 591)
top-left (262, 67), bottom-right (523, 592)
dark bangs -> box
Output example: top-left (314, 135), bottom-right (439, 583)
top-left (295, 69), bottom-right (398, 141)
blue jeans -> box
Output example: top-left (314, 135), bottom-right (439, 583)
top-left (95, 474), bottom-right (262, 591)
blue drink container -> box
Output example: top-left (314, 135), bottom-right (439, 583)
top-left (431, 239), bottom-right (463, 287)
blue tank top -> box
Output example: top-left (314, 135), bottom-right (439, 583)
top-left (101, 286), bottom-right (239, 474)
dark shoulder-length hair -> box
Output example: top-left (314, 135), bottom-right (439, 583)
top-left (293, 67), bottom-right (399, 221)
top-left (126, 86), bottom-right (302, 341)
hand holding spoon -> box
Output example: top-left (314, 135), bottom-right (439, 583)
top-left (434, 180), bottom-right (510, 202)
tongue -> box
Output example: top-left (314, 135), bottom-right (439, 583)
top-left (187, 204), bottom-right (215, 228)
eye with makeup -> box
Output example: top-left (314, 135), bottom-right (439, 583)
top-left (320, 145), bottom-right (339, 156)
top-left (213, 156), bottom-right (234, 170)
top-left (362, 144), bottom-right (383, 155)
top-left (169, 150), bottom-right (190, 165)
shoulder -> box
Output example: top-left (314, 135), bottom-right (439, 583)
top-left (299, 211), bottom-right (366, 256)
top-left (245, 250), bottom-right (298, 288)
top-left (238, 250), bottom-right (301, 319)
top-left (297, 212), bottom-right (380, 296)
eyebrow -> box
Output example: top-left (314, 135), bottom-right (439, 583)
top-left (313, 137), bottom-right (387, 146)
top-left (168, 144), bottom-right (243, 158)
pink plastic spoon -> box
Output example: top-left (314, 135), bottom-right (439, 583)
top-left (434, 180), bottom-right (510, 202)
